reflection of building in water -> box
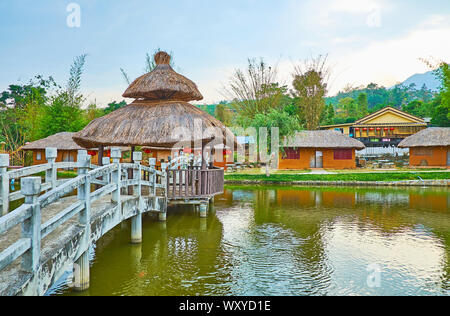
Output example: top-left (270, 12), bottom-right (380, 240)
top-left (358, 191), bottom-right (410, 206)
top-left (409, 192), bottom-right (449, 212)
top-left (275, 188), bottom-right (356, 208)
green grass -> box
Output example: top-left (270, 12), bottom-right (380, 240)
top-left (225, 172), bottom-right (450, 182)
top-left (34, 171), bottom-right (78, 179)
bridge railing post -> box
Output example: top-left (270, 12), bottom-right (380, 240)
top-left (45, 148), bottom-right (57, 190)
top-left (133, 152), bottom-right (142, 196)
top-left (149, 158), bottom-right (156, 196)
top-left (158, 163), bottom-right (168, 222)
top-left (74, 150), bottom-right (91, 292)
top-left (131, 152), bottom-right (142, 244)
top-left (0, 154), bottom-right (10, 216)
top-left (20, 177), bottom-right (41, 272)
top-left (111, 148), bottom-right (122, 204)
top-left (76, 150), bottom-right (91, 225)
top-left (102, 157), bottom-right (111, 183)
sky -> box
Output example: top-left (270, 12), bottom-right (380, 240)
top-left (0, 0), bottom-right (449, 107)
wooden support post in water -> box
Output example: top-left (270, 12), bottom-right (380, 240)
top-left (0, 154), bottom-right (9, 216)
top-left (111, 148), bottom-right (122, 204)
top-left (74, 150), bottom-right (91, 292)
top-left (20, 177), bottom-right (41, 273)
top-left (131, 151), bottom-right (142, 244)
top-left (45, 148), bottom-right (57, 190)
top-left (199, 202), bottom-right (208, 218)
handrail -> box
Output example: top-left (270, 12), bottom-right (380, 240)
top-left (0, 204), bottom-right (33, 235)
top-left (8, 164), bottom-right (51, 179)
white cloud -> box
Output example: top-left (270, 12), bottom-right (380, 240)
top-left (329, 0), bottom-right (382, 13)
top-left (326, 17), bottom-right (450, 94)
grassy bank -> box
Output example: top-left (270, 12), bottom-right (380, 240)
top-left (225, 172), bottom-right (450, 183)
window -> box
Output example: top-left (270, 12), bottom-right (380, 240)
top-left (283, 148), bottom-right (300, 160)
top-left (414, 148), bottom-right (432, 156)
top-left (334, 149), bottom-right (352, 160)
top-left (36, 152), bottom-right (42, 160)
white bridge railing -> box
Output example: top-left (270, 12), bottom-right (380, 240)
top-left (0, 148), bottom-right (167, 285)
top-left (0, 146), bottom-right (225, 295)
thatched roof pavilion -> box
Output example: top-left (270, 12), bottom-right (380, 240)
top-left (398, 127), bottom-right (450, 148)
top-left (22, 132), bottom-right (84, 151)
top-left (283, 130), bottom-right (365, 150)
top-left (73, 52), bottom-right (235, 154)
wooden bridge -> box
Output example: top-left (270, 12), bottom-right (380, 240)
top-left (0, 147), bottom-right (223, 296)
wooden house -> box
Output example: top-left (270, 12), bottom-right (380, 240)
top-left (279, 130), bottom-right (365, 170)
top-left (398, 127), bottom-right (450, 167)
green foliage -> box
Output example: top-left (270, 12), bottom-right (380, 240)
top-left (327, 82), bottom-right (437, 110)
top-left (104, 101), bottom-right (127, 115)
top-left (39, 92), bottom-right (87, 137)
top-left (214, 102), bottom-right (233, 125)
top-left (434, 62), bottom-right (450, 126)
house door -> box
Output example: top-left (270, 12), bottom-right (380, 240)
top-left (310, 151), bottom-right (323, 168)
top-left (316, 151), bottom-right (323, 168)
top-left (447, 149), bottom-right (450, 166)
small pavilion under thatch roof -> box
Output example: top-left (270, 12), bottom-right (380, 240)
top-left (399, 127), bottom-right (450, 167)
top-left (73, 51), bottom-right (235, 167)
top-left (280, 130), bottom-right (365, 169)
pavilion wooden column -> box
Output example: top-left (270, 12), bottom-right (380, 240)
top-left (98, 145), bottom-right (104, 166)
top-left (128, 146), bottom-right (135, 195)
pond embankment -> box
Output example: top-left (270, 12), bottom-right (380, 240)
top-left (225, 172), bottom-right (450, 187)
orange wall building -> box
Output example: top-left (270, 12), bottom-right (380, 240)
top-left (399, 128), bottom-right (450, 168)
top-left (22, 132), bottom-right (129, 166)
top-left (279, 130), bottom-right (365, 170)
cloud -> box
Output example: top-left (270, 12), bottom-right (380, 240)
top-left (326, 16), bottom-right (450, 94)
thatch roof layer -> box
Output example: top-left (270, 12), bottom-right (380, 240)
top-left (284, 130), bottom-right (365, 150)
top-left (122, 52), bottom-right (203, 101)
top-left (73, 100), bottom-right (236, 148)
top-left (22, 132), bottom-right (84, 151)
top-left (398, 127), bottom-right (450, 148)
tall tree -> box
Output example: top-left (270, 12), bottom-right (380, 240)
top-left (292, 55), bottom-right (330, 130)
top-left (356, 93), bottom-right (369, 118)
top-left (39, 54), bottom-right (88, 137)
top-left (223, 58), bottom-right (286, 124)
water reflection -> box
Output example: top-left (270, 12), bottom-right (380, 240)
top-left (59, 185), bottom-right (449, 296)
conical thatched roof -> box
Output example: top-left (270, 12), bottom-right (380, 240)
top-left (122, 51), bottom-right (203, 101)
top-left (73, 52), bottom-right (235, 149)
top-left (284, 130), bottom-right (365, 150)
top-left (22, 132), bottom-right (84, 151)
top-left (398, 127), bottom-right (450, 148)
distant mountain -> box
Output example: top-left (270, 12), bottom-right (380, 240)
top-left (395, 70), bottom-right (441, 91)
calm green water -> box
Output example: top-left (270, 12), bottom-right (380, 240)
top-left (56, 185), bottom-right (450, 296)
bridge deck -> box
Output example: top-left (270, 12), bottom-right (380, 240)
top-left (0, 194), bottom-right (163, 296)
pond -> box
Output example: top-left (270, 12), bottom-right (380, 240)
top-left (55, 185), bottom-right (450, 296)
